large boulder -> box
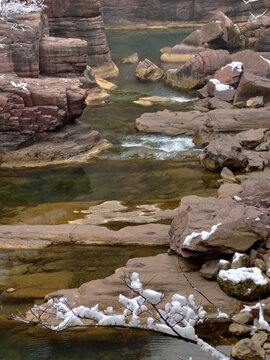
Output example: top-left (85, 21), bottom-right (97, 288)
top-left (231, 50), bottom-right (270, 79)
top-left (201, 12), bottom-right (242, 49)
top-left (234, 72), bottom-right (270, 104)
top-left (164, 49), bottom-right (231, 90)
top-left (169, 179), bottom-right (270, 258)
top-left (135, 59), bottom-right (163, 81)
top-left (201, 135), bottom-right (248, 171)
top-left (255, 28), bottom-right (270, 52)
top-left (182, 30), bottom-right (203, 47)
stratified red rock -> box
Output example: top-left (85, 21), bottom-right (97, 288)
top-left (44, 0), bottom-right (118, 78)
top-left (169, 179), bottom-right (270, 258)
top-left (39, 37), bottom-right (88, 74)
top-left (164, 49), bottom-right (231, 90)
top-left (99, 0), bottom-right (268, 26)
top-left (0, 74), bottom-right (87, 134)
top-left (0, 12), bottom-right (48, 77)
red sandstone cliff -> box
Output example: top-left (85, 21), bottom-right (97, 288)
top-left (100, 0), bottom-right (270, 26)
top-left (44, 0), bottom-right (118, 78)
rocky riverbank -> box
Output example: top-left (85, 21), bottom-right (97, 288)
top-left (0, 5), bottom-right (114, 167)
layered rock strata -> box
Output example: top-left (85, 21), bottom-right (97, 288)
top-left (100, 0), bottom-right (270, 26)
top-left (0, 11), bottom-right (106, 165)
top-left (44, 0), bottom-right (118, 78)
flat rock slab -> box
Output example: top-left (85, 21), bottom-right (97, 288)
top-left (45, 253), bottom-right (238, 319)
top-left (0, 223), bottom-right (170, 249)
top-left (136, 108), bottom-right (270, 136)
top-left (69, 201), bottom-right (177, 225)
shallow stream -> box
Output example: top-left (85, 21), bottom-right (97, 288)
top-left (0, 29), bottom-right (231, 359)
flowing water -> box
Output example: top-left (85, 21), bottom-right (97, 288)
top-left (0, 29), bottom-right (229, 359)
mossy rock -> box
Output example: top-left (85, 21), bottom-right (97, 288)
top-left (217, 268), bottom-right (270, 301)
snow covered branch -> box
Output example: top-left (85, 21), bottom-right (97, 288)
top-left (11, 272), bottom-right (233, 360)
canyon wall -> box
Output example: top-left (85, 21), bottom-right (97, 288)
top-left (100, 0), bottom-right (270, 26)
top-left (44, 0), bottom-right (118, 78)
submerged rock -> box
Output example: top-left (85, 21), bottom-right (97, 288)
top-left (160, 44), bottom-right (205, 63)
top-left (122, 53), bottom-right (139, 64)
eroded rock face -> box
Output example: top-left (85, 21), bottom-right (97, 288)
top-left (164, 49), bottom-right (231, 90)
top-left (44, 0), bottom-right (118, 78)
top-left (169, 179), bottom-right (270, 258)
top-left (39, 37), bottom-right (88, 74)
top-left (0, 74), bottom-right (87, 134)
top-left (99, 0), bottom-right (269, 26)
top-left (0, 12), bottom-right (49, 77)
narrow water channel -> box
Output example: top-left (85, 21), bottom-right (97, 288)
top-left (0, 29), bottom-right (229, 360)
